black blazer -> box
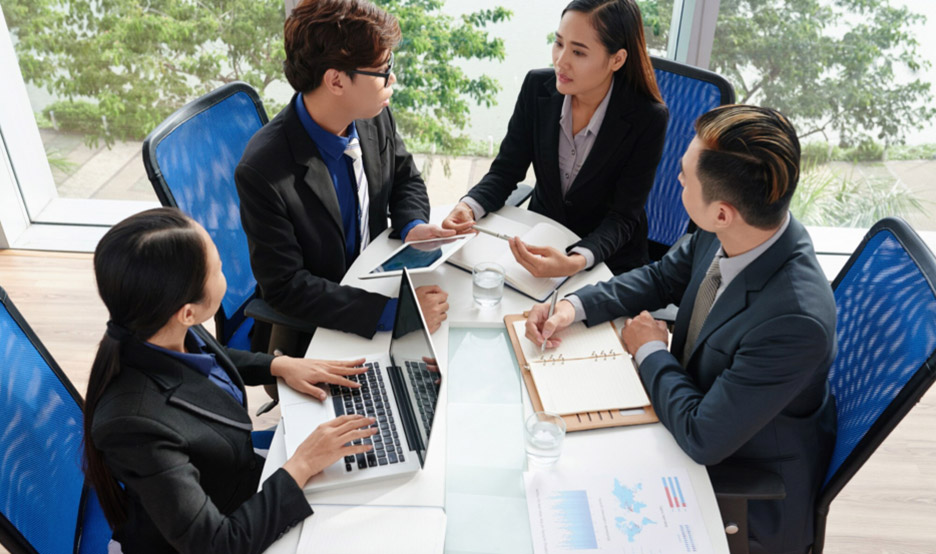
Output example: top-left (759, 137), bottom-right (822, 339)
top-left (465, 69), bottom-right (668, 274)
top-left (91, 327), bottom-right (313, 554)
top-left (236, 96), bottom-right (431, 339)
top-left (575, 217), bottom-right (837, 554)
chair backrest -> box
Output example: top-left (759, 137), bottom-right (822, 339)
top-left (0, 287), bottom-right (111, 554)
top-left (646, 57), bottom-right (735, 254)
top-left (813, 217), bottom-right (936, 551)
top-left (141, 82), bottom-right (269, 348)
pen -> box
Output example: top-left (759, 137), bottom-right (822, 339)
top-left (541, 290), bottom-right (559, 353)
top-left (473, 225), bottom-right (512, 241)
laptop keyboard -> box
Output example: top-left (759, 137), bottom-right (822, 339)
top-left (330, 362), bottom-right (405, 472)
top-left (405, 360), bottom-right (438, 435)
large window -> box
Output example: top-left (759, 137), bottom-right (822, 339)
top-left (7, 0), bottom-right (929, 249)
top-left (0, 0), bottom-right (689, 251)
top-left (710, 0), bottom-right (936, 233)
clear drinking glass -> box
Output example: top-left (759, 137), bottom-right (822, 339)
top-left (472, 262), bottom-right (505, 308)
top-left (524, 411), bottom-right (566, 467)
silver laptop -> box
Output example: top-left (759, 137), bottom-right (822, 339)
top-left (282, 268), bottom-right (442, 492)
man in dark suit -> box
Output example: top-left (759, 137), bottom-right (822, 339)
top-left (526, 105), bottom-right (837, 554)
top-left (236, 0), bottom-right (452, 347)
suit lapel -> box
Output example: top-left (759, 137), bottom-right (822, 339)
top-left (303, 161), bottom-right (344, 236)
top-left (284, 100), bottom-right (344, 236)
top-left (356, 118), bottom-right (382, 240)
top-left (567, 78), bottom-right (633, 197)
top-left (536, 82), bottom-right (564, 197)
top-left (124, 333), bottom-right (253, 432)
top-left (672, 239), bottom-right (721, 357)
top-left (686, 274), bottom-right (747, 362)
top-left (679, 219), bottom-right (805, 365)
top-left (192, 325), bottom-right (247, 396)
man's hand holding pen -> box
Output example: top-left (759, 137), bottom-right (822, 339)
top-left (525, 298), bottom-right (576, 349)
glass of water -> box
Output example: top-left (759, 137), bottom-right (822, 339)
top-left (472, 262), bottom-right (505, 308)
top-left (524, 411), bottom-right (566, 467)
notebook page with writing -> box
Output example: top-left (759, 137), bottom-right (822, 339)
top-left (511, 319), bottom-right (650, 415)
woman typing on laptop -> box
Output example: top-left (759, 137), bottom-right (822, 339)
top-left (82, 207), bottom-right (376, 553)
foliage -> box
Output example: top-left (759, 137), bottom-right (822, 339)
top-left (376, 0), bottom-right (511, 154)
top-left (4, 0), bottom-right (286, 146)
top-left (887, 143), bottom-right (936, 161)
top-left (802, 140), bottom-right (936, 164)
top-left (44, 147), bottom-right (78, 175)
top-left (637, 0), bottom-right (673, 53)
top-left (5, 0), bottom-right (510, 152)
top-left (707, 0), bottom-right (934, 146)
top-left (638, 0), bottom-right (934, 147)
top-left (790, 162), bottom-right (926, 227)
top-left (846, 140), bottom-right (886, 162)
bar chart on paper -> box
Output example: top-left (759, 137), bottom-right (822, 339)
top-left (524, 468), bottom-right (712, 553)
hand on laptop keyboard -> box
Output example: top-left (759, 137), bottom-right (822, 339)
top-left (270, 355), bottom-right (368, 401)
top-left (282, 414), bottom-right (377, 487)
top-left (331, 362), bottom-right (406, 471)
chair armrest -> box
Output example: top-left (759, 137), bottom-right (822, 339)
top-left (244, 298), bottom-right (318, 335)
top-left (504, 183), bottom-right (533, 208)
top-left (708, 465), bottom-right (787, 501)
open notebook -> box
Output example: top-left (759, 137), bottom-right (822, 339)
top-left (510, 319), bottom-right (650, 416)
top-left (446, 213), bottom-right (569, 302)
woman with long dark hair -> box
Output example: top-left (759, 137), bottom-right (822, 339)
top-left (83, 207), bottom-right (376, 553)
top-left (443, 0), bottom-right (667, 276)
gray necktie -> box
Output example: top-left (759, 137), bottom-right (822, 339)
top-left (682, 254), bottom-right (722, 366)
top-left (343, 138), bottom-right (370, 252)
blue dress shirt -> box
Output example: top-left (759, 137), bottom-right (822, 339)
top-left (146, 330), bottom-right (244, 405)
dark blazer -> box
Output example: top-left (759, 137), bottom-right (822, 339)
top-left (91, 327), bottom-right (313, 554)
top-left (236, 96), bottom-right (431, 339)
top-left (575, 217), bottom-right (837, 554)
top-left (465, 69), bottom-right (668, 274)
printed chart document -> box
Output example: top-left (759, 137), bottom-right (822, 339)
top-left (297, 505), bottom-right (445, 554)
top-left (447, 212), bottom-right (569, 302)
top-left (524, 467), bottom-right (713, 554)
top-left (511, 319), bottom-right (650, 415)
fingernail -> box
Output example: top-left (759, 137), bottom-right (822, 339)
top-left (369, 417), bottom-right (376, 422)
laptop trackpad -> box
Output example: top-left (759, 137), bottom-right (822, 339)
top-left (283, 399), bottom-right (333, 458)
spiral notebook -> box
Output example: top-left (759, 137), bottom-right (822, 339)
top-left (504, 314), bottom-right (658, 431)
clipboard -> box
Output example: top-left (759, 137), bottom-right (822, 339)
top-left (504, 314), bottom-right (658, 432)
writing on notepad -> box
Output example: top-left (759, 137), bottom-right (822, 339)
top-left (512, 319), bottom-right (650, 415)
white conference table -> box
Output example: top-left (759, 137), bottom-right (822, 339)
top-left (262, 205), bottom-right (730, 553)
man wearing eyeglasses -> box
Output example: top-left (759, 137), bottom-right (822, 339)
top-left (236, 0), bottom-right (452, 350)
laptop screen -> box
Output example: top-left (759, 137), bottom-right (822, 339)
top-left (388, 269), bottom-right (442, 467)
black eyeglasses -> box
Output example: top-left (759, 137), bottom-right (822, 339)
top-left (348, 52), bottom-right (394, 88)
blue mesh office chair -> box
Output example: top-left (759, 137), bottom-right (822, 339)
top-left (646, 57), bottom-right (735, 260)
top-left (713, 217), bottom-right (936, 553)
top-left (141, 82), bottom-right (268, 352)
top-left (0, 287), bottom-right (111, 554)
